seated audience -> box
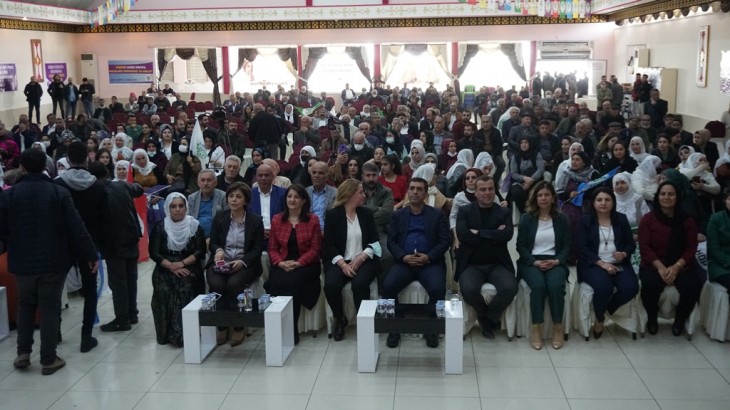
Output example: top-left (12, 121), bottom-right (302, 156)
top-left (187, 169), bottom-right (227, 238)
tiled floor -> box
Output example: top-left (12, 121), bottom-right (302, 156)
top-left (2, 260), bottom-right (730, 410)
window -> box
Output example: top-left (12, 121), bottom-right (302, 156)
top-left (386, 51), bottom-right (452, 90)
top-left (230, 47), bottom-right (296, 93)
top-left (307, 48), bottom-right (372, 93)
top-left (459, 45), bottom-right (530, 91)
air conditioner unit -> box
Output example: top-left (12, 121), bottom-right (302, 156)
top-left (538, 41), bottom-right (592, 60)
top-left (79, 53), bottom-right (98, 88)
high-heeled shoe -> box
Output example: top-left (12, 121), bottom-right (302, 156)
top-left (552, 324), bottom-right (565, 349)
top-left (333, 318), bottom-right (348, 342)
top-left (592, 322), bottom-right (604, 339)
top-left (530, 324), bottom-right (543, 350)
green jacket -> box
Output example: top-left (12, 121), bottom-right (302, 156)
top-left (516, 211), bottom-right (571, 268)
top-left (707, 210), bottom-right (730, 281)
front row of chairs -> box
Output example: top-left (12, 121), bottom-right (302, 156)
top-left (254, 252), bottom-right (730, 345)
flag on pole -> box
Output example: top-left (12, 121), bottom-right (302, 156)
top-left (295, 102), bottom-right (322, 117)
top-left (126, 162), bottom-right (149, 261)
top-left (189, 119), bottom-right (208, 165)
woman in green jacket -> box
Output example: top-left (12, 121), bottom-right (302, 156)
top-left (707, 190), bottom-right (730, 292)
top-left (516, 180), bottom-right (571, 351)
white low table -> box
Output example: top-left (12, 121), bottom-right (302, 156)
top-left (357, 300), bottom-right (464, 374)
top-left (0, 287), bottom-right (8, 341)
top-left (182, 295), bottom-right (294, 366)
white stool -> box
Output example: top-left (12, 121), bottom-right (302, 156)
top-left (463, 283), bottom-right (517, 340)
top-left (0, 287), bottom-right (8, 341)
top-left (325, 279), bottom-right (378, 337)
top-left (570, 282), bottom-right (641, 341)
top-left (398, 280), bottom-right (429, 304)
top-left (638, 285), bottom-right (700, 340)
top-left (516, 279), bottom-right (571, 341)
top-left (260, 252), bottom-right (326, 335)
top-left (700, 281), bottom-right (730, 342)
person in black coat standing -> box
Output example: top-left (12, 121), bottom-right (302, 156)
top-left (88, 161), bottom-right (144, 334)
top-left (47, 74), bottom-right (66, 119)
top-left (55, 141), bottom-right (107, 352)
top-left (247, 103), bottom-right (283, 160)
top-left (23, 76), bottom-right (43, 124)
top-left (0, 148), bottom-right (98, 375)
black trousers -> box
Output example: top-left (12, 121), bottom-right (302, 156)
top-left (458, 264), bottom-right (518, 325)
top-left (640, 267), bottom-right (702, 324)
top-left (106, 257), bottom-right (139, 325)
top-left (15, 271), bottom-right (66, 365)
top-left (383, 262), bottom-right (446, 313)
top-left (28, 101), bottom-right (40, 124)
top-left (206, 265), bottom-right (260, 309)
top-left (324, 259), bottom-right (378, 319)
top-left (51, 97), bottom-right (65, 119)
top-left (78, 262), bottom-right (99, 336)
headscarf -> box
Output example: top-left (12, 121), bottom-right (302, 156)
top-left (412, 163), bottom-right (438, 207)
top-left (441, 138), bottom-right (455, 157)
top-left (284, 104), bottom-right (295, 124)
top-left (714, 140), bottom-right (730, 177)
top-left (131, 148), bottom-right (156, 176)
top-left (555, 142), bottom-right (585, 191)
top-left (629, 136), bottom-right (649, 165)
top-left (424, 152), bottom-right (438, 164)
top-left (563, 150), bottom-right (594, 183)
top-left (686, 152), bottom-right (706, 171)
top-left (613, 172), bottom-right (644, 223)
top-left (56, 158), bottom-right (69, 177)
top-left (31, 141), bottom-right (47, 153)
top-left (446, 148), bottom-right (474, 180)
top-left (408, 141), bottom-right (426, 171)
top-left (636, 155), bottom-right (661, 183)
top-left (474, 152), bottom-right (494, 176)
top-left (300, 145), bottom-right (316, 166)
top-left (678, 145), bottom-right (696, 171)
top-left (163, 192), bottom-right (200, 252)
top-left (114, 160), bottom-right (130, 181)
top-left (100, 137), bottom-right (113, 151)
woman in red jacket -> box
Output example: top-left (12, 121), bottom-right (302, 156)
top-left (267, 183), bottom-right (323, 345)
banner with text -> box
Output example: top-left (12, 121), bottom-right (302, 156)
top-left (108, 60), bottom-right (154, 84)
top-left (45, 63), bottom-right (67, 85)
top-left (0, 63), bottom-right (18, 92)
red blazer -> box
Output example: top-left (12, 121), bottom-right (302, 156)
top-left (268, 212), bottom-right (322, 267)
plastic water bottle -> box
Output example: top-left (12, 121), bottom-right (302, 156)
top-left (436, 300), bottom-right (446, 318)
top-left (237, 293), bottom-right (245, 312)
top-left (243, 288), bottom-right (254, 312)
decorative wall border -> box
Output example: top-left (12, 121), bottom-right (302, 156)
top-left (0, 17), bottom-right (77, 32)
top-left (76, 15), bottom-right (606, 33)
top-left (0, 0), bottom-right (88, 24)
top-left (608, 0), bottom-right (715, 20)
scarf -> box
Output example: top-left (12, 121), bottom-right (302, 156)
top-left (163, 192), bottom-right (200, 252)
top-left (678, 145), bottom-right (697, 172)
top-left (636, 155), bottom-right (661, 185)
top-left (409, 141), bottom-right (426, 171)
top-left (300, 145), bottom-right (316, 166)
top-left (446, 149), bottom-right (474, 180)
top-left (714, 140), bottom-right (730, 177)
top-left (131, 148), bottom-right (156, 176)
top-left (629, 136), bottom-right (649, 164)
top-left (284, 104), bottom-right (295, 124)
top-left (114, 160), bottom-right (130, 181)
top-left (613, 172), bottom-right (644, 224)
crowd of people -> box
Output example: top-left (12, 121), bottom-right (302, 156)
top-left (2, 73), bottom-right (730, 376)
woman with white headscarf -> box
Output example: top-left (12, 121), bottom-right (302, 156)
top-left (55, 157), bottom-right (69, 178)
top-left (100, 137), bottom-right (114, 152)
top-left (631, 155), bottom-right (662, 202)
top-left (403, 140), bottom-right (426, 181)
top-left (554, 142), bottom-right (584, 192)
top-left (111, 133), bottom-right (134, 163)
top-left (628, 136), bottom-right (649, 165)
top-left (713, 140), bottom-right (730, 181)
top-left (405, 163), bottom-right (451, 212)
top-left (31, 141), bottom-right (56, 178)
top-left (683, 152), bottom-right (721, 215)
top-left (446, 149), bottom-right (474, 196)
top-left (131, 148), bottom-right (162, 188)
top-left (149, 192), bottom-right (206, 347)
top-left (613, 172), bottom-right (650, 231)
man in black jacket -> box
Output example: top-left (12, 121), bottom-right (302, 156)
top-left (55, 141), bottom-right (107, 352)
top-left (248, 103), bottom-right (282, 160)
top-left (0, 148), bottom-right (98, 375)
top-left (88, 162), bottom-right (143, 334)
top-left (23, 76), bottom-right (43, 124)
top-left (47, 74), bottom-right (66, 119)
top-left (455, 175), bottom-right (517, 340)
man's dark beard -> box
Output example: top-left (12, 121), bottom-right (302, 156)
top-left (365, 180), bottom-right (377, 190)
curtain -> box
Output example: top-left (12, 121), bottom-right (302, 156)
top-left (404, 44), bottom-right (428, 55)
top-left (232, 48), bottom-right (258, 76)
top-left (345, 46), bottom-right (371, 82)
top-left (500, 43), bottom-right (527, 82)
top-left (278, 47), bottom-right (300, 81)
top-left (201, 48), bottom-right (221, 106)
top-left (175, 48), bottom-right (196, 60)
top-left (381, 45), bottom-right (404, 84)
top-left (301, 47), bottom-right (327, 87)
top-left (157, 48), bottom-right (168, 81)
top-left (457, 44), bottom-right (480, 77)
top-left (427, 44), bottom-right (452, 80)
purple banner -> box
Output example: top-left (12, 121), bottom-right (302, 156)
top-left (109, 60), bottom-right (154, 84)
top-left (0, 63), bottom-right (18, 92)
top-left (45, 62), bottom-right (67, 85)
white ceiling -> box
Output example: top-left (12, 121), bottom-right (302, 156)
top-left (16, 0), bottom-right (105, 10)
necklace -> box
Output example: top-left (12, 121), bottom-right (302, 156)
top-left (599, 224), bottom-right (612, 250)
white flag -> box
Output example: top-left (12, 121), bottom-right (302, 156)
top-left (190, 119), bottom-right (208, 164)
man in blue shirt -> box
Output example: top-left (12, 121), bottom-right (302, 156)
top-left (382, 178), bottom-right (450, 348)
top-left (187, 169), bottom-right (227, 238)
top-left (306, 161), bottom-right (336, 231)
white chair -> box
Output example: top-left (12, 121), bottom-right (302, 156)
top-left (325, 279), bottom-right (379, 337)
top-left (260, 252), bottom-right (327, 336)
top-left (637, 285), bottom-right (700, 340)
top-left (516, 279), bottom-right (571, 341)
top-left (700, 281), bottom-right (730, 342)
top-left (463, 283), bottom-right (517, 340)
top-left (570, 282), bottom-right (641, 341)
